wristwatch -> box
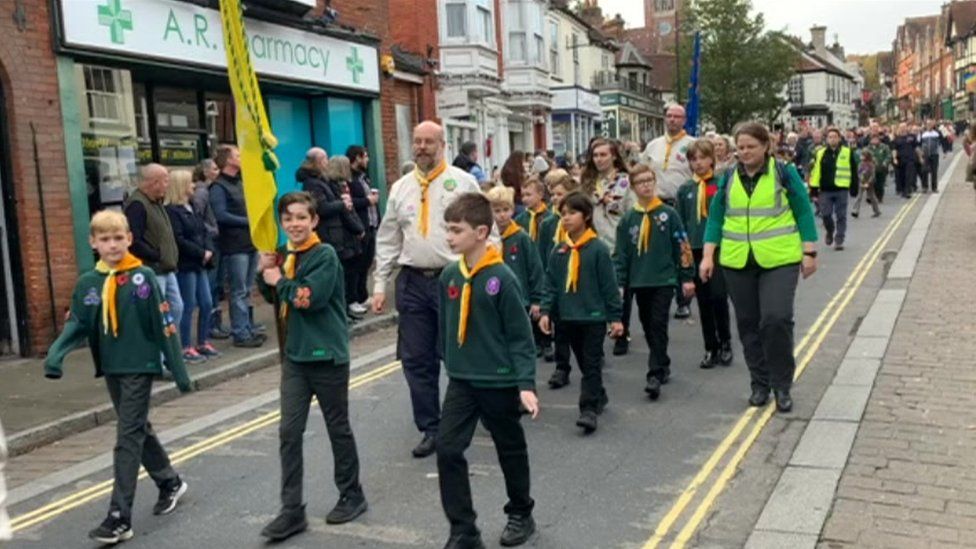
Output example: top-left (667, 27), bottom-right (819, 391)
top-left (803, 250), bottom-right (818, 258)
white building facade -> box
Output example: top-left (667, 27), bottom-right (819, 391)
top-left (780, 26), bottom-right (862, 130)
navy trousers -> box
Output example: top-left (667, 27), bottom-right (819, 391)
top-left (395, 267), bottom-right (443, 436)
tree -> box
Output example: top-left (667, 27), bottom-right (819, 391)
top-left (670, 0), bottom-right (799, 133)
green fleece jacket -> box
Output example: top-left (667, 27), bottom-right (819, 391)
top-left (537, 213), bottom-right (561, 271)
top-left (514, 206), bottom-right (553, 247)
top-left (44, 266), bottom-right (191, 390)
top-left (541, 236), bottom-right (622, 322)
top-left (258, 242), bottom-right (350, 364)
top-left (675, 176), bottom-right (720, 249)
top-left (439, 262), bottom-right (536, 390)
top-left (614, 204), bottom-right (695, 288)
top-left (500, 226), bottom-right (544, 307)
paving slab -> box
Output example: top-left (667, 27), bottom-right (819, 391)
top-left (789, 420), bottom-right (859, 470)
top-left (812, 384), bottom-right (872, 422)
top-left (745, 530), bottom-right (818, 549)
top-left (754, 467), bottom-right (842, 535)
top-left (832, 358), bottom-right (881, 387)
top-left (843, 336), bottom-right (889, 360)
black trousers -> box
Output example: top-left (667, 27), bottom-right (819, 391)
top-left (396, 267), bottom-right (442, 435)
top-left (554, 321), bottom-right (607, 412)
top-left (530, 307), bottom-right (551, 351)
top-left (723, 263), bottom-right (799, 392)
top-left (347, 229), bottom-right (376, 304)
top-left (874, 169), bottom-right (888, 201)
top-left (692, 248), bottom-right (732, 352)
top-left (620, 286), bottom-right (635, 337)
top-left (894, 162), bottom-right (917, 196)
top-left (437, 380), bottom-right (533, 536)
top-left (105, 374), bottom-right (179, 521)
top-left (634, 286), bottom-right (674, 381)
top-left (279, 359), bottom-right (361, 510)
top-left (923, 155), bottom-right (940, 191)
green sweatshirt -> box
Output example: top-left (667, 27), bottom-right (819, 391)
top-left (500, 226), bottom-right (544, 307)
top-left (541, 236), bottom-right (622, 322)
top-left (439, 262), bottom-right (536, 390)
top-left (514, 207), bottom-right (553, 246)
top-left (258, 243), bottom-right (350, 364)
top-left (614, 204), bottom-right (695, 289)
top-left (675, 177), bottom-right (719, 249)
top-left (44, 266), bottom-right (191, 390)
top-left (537, 213), bottom-right (561, 271)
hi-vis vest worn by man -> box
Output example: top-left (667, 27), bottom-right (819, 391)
top-left (809, 146), bottom-right (853, 188)
top-left (720, 157), bottom-right (803, 269)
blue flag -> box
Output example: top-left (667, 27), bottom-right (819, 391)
top-left (685, 31), bottom-right (702, 136)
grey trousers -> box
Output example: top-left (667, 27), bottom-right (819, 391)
top-left (819, 191), bottom-right (849, 245)
top-left (105, 374), bottom-right (179, 520)
top-left (723, 263), bottom-right (800, 392)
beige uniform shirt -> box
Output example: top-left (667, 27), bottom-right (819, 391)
top-left (643, 133), bottom-right (695, 201)
top-left (373, 165), bottom-right (482, 295)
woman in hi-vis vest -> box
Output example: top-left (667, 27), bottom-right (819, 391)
top-left (699, 122), bottom-right (819, 413)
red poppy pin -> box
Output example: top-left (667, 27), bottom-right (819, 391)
top-left (447, 284), bottom-right (460, 300)
top-left (509, 245), bottom-right (518, 255)
top-left (116, 273), bottom-right (129, 286)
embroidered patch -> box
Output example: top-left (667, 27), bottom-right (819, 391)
top-left (688, 192), bottom-right (694, 199)
top-left (136, 284), bottom-right (151, 300)
top-left (485, 276), bottom-right (501, 295)
top-left (292, 286), bottom-right (312, 309)
top-left (132, 273), bottom-right (145, 286)
top-left (116, 273), bottom-right (129, 287)
top-left (443, 179), bottom-right (457, 191)
top-left (83, 287), bottom-right (101, 306)
top-left (405, 203), bottom-right (417, 216)
top-left (447, 284), bottom-right (461, 300)
top-left (618, 180), bottom-right (629, 189)
top-left (163, 323), bottom-right (177, 337)
top-left (557, 245), bottom-right (569, 254)
top-left (159, 301), bottom-right (170, 313)
top-left (312, 349), bottom-right (326, 357)
top-left (659, 212), bottom-right (669, 222)
top-left (680, 239), bottom-right (694, 268)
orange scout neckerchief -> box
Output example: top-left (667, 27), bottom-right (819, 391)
top-left (694, 170), bottom-right (714, 222)
top-left (527, 203), bottom-right (547, 240)
top-left (501, 222), bottom-right (522, 240)
top-left (633, 198), bottom-right (664, 255)
top-left (414, 160), bottom-right (448, 237)
top-left (663, 130), bottom-right (687, 171)
top-left (95, 253), bottom-right (144, 337)
top-left (565, 228), bottom-right (598, 293)
top-left (457, 245), bottom-right (504, 346)
top-left (279, 233), bottom-right (321, 319)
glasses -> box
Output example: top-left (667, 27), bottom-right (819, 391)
top-left (632, 177), bottom-right (656, 187)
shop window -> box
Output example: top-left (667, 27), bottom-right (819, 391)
top-left (154, 87), bottom-right (204, 169)
top-left (205, 92), bottom-right (236, 155)
top-left (83, 65), bottom-right (125, 124)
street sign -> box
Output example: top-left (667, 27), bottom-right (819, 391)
top-left (602, 109), bottom-right (618, 138)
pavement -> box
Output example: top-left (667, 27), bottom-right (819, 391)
top-left (1, 154), bottom-right (972, 548)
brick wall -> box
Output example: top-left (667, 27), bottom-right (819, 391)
top-left (0, 1), bottom-right (75, 355)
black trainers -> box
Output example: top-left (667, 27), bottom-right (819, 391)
top-left (412, 434), bottom-right (436, 458)
top-left (89, 512), bottom-right (133, 545)
top-left (774, 389), bottom-right (793, 413)
top-left (645, 377), bottom-right (661, 400)
top-left (326, 492), bottom-right (368, 524)
top-left (718, 341), bottom-right (734, 366)
top-left (576, 410), bottom-right (598, 434)
top-left (542, 346), bottom-right (555, 362)
top-left (499, 514), bottom-right (536, 546)
top-left (153, 478), bottom-right (187, 515)
top-left (749, 387), bottom-right (770, 407)
top-left (612, 337), bottom-right (629, 356)
top-left (674, 305), bottom-right (691, 319)
top-left (260, 506), bottom-right (308, 541)
top-left (825, 232), bottom-right (834, 246)
top-left (233, 334), bottom-right (264, 348)
top-left (547, 369), bottom-right (569, 389)
top-left (699, 351), bottom-right (717, 369)
top-left (595, 392), bottom-right (609, 415)
top-left (444, 532), bottom-right (487, 549)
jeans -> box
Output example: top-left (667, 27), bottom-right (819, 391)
top-left (105, 374), bottom-right (179, 521)
top-left (154, 272), bottom-right (184, 348)
top-left (208, 249), bottom-right (225, 326)
top-left (175, 270), bottom-right (213, 348)
top-left (724, 263), bottom-right (799, 392)
top-left (437, 379), bottom-right (533, 536)
top-left (395, 268), bottom-right (443, 436)
top-left (634, 286), bottom-right (674, 380)
top-left (554, 321), bottom-right (607, 412)
top-left (223, 252), bottom-right (257, 341)
top-left (819, 191), bottom-right (849, 245)
top-left (279, 360), bottom-right (361, 510)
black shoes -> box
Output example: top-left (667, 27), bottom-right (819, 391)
top-left (326, 492), bottom-right (368, 524)
top-left (499, 514), bottom-right (536, 547)
top-left (645, 377), bottom-right (661, 400)
top-left (412, 434), bottom-right (437, 458)
top-left (260, 506), bottom-right (308, 541)
top-left (233, 333), bottom-right (265, 348)
top-left (774, 389), bottom-right (793, 413)
top-left (825, 232), bottom-right (834, 246)
top-left (718, 341), bottom-right (733, 366)
top-left (547, 369), bottom-right (569, 389)
top-left (851, 211), bottom-right (859, 218)
top-left (542, 346), bottom-right (555, 362)
top-left (612, 337), bottom-right (629, 356)
top-left (699, 351), bottom-right (717, 369)
top-left (153, 478), bottom-right (187, 515)
top-left (596, 392), bottom-right (609, 415)
top-left (444, 532), bottom-right (487, 549)
top-left (749, 387), bottom-right (770, 407)
top-left (89, 512), bottom-right (133, 545)
top-left (835, 244), bottom-right (845, 251)
top-left (674, 305), bottom-right (691, 319)
top-left (576, 410), bottom-right (598, 434)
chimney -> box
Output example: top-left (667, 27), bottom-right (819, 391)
top-left (810, 25), bottom-right (827, 52)
top-left (580, 0), bottom-right (604, 29)
top-left (602, 14), bottom-right (626, 40)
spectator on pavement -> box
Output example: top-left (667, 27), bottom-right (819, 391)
top-left (324, 155), bottom-right (367, 318)
top-left (346, 146), bottom-right (380, 317)
top-left (501, 151), bottom-right (527, 209)
top-left (451, 141), bottom-right (488, 185)
top-left (191, 159), bottom-right (229, 340)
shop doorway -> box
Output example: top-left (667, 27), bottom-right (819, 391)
top-left (0, 82), bottom-right (27, 355)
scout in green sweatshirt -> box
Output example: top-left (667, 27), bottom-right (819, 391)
top-left (613, 165), bottom-right (696, 401)
top-left (539, 191), bottom-right (623, 435)
top-left (44, 210), bottom-right (190, 543)
top-left (255, 192), bottom-right (366, 541)
top-left (436, 192), bottom-right (539, 549)
top-left (513, 177), bottom-right (552, 254)
top-left (537, 170), bottom-right (579, 270)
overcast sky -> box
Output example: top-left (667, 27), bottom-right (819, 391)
top-left (599, 0), bottom-right (946, 55)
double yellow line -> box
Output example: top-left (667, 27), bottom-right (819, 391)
top-left (643, 194), bottom-right (920, 549)
top-left (10, 360), bottom-right (403, 533)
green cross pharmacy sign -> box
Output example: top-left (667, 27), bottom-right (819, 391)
top-left (60, 0), bottom-right (379, 93)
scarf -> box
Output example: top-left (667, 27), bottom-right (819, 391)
top-left (414, 161), bottom-right (448, 237)
top-left (279, 233), bottom-right (322, 319)
top-left (95, 253), bottom-right (144, 337)
top-left (693, 171), bottom-right (714, 222)
top-left (595, 170), bottom-right (616, 198)
top-left (457, 245), bottom-right (504, 346)
top-left (528, 204), bottom-right (547, 240)
top-left (501, 222), bottom-right (522, 240)
top-left (565, 228), bottom-right (598, 293)
top-left (633, 198), bottom-right (663, 255)
top-left (663, 130), bottom-right (687, 170)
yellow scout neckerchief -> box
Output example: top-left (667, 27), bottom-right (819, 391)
top-left (565, 228), bottom-right (598, 293)
top-left (501, 222), bottom-right (522, 240)
top-left (633, 198), bottom-right (664, 255)
top-left (663, 130), bottom-right (687, 170)
top-left (693, 170), bottom-right (714, 222)
top-left (414, 161), bottom-right (448, 237)
top-left (95, 253), bottom-right (143, 337)
top-left (457, 245), bottom-right (504, 346)
top-left (527, 204), bottom-right (547, 240)
top-left (279, 233), bottom-right (321, 319)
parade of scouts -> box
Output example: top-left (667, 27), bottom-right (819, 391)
top-left (3, 1), bottom-right (971, 548)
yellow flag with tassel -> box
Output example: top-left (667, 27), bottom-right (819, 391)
top-left (218, 0), bottom-right (279, 252)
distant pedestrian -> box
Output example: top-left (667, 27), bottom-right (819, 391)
top-left (852, 149), bottom-right (881, 219)
top-left (452, 141), bottom-right (488, 185)
top-left (44, 210), bottom-right (191, 544)
top-left (191, 159), bottom-right (229, 340)
top-left (323, 155), bottom-right (367, 318)
top-left (501, 151), bottom-right (527, 212)
top-left (809, 127), bottom-right (858, 251)
top-left (865, 135), bottom-right (891, 203)
top-left (257, 192), bottom-right (367, 542)
top-left (892, 123), bottom-right (920, 198)
top-left (919, 119), bottom-right (942, 193)
top-left (346, 146), bottom-right (380, 316)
